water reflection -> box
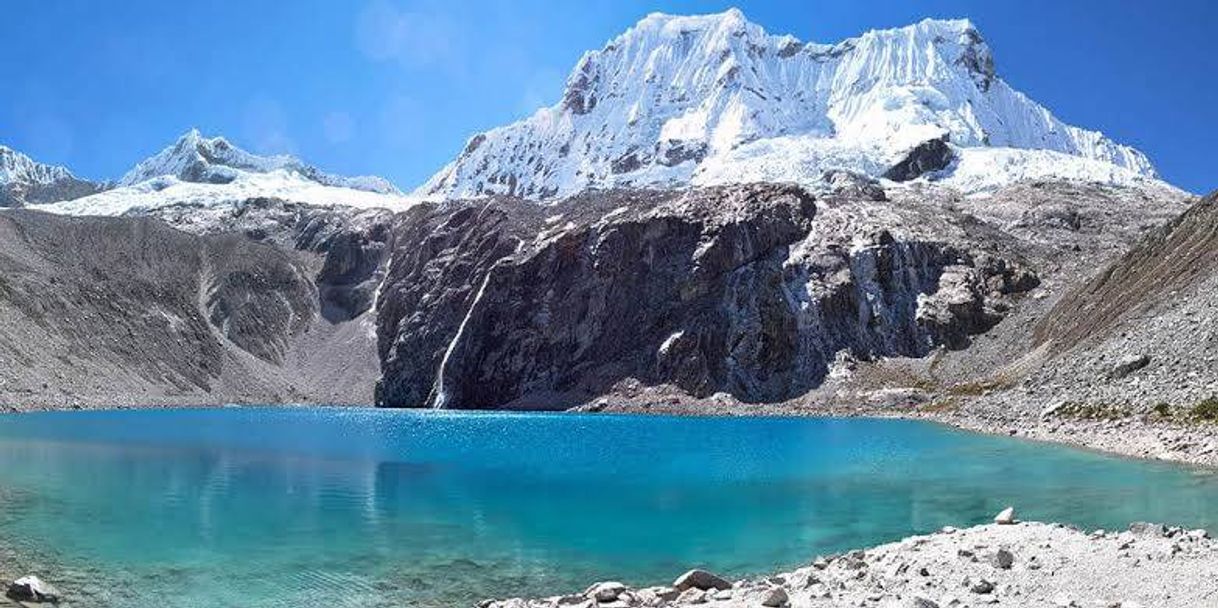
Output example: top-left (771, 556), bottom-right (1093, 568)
top-left (0, 409), bottom-right (1214, 607)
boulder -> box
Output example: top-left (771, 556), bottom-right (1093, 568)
top-left (1109, 354), bottom-right (1151, 379)
top-left (1128, 522), bottom-right (1167, 538)
top-left (991, 548), bottom-right (1014, 569)
top-left (672, 569), bottom-right (732, 592)
top-left (906, 597), bottom-right (940, 608)
top-left (640, 586), bottom-right (680, 602)
top-left (968, 578), bottom-right (995, 594)
top-left (760, 586), bottom-right (789, 607)
top-left (6, 576), bottom-right (60, 603)
top-left (994, 506), bottom-right (1016, 525)
top-left (585, 581), bottom-right (627, 602)
top-left (676, 588), bottom-right (707, 604)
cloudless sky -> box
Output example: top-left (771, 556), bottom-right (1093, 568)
top-left (1, 0), bottom-right (1214, 193)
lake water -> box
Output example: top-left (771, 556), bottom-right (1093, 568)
top-left (0, 408), bottom-right (1215, 607)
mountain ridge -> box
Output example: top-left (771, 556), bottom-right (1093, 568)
top-left (0, 145), bottom-right (105, 207)
top-left (29, 129), bottom-right (418, 216)
top-left (421, 10), bottom-right (1161, 199)
top-left (120, 129), bottom-right (402, 195)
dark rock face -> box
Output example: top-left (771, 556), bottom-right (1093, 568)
top-left (883, 138), bottom-right (955, 182)
top-left (0, 177), bottom-right (105, 207)
top-left (657, 141), bottom-right (709, 167)
top-left (562, 56), bottom-right (599, 115)
top-left (374, 184), bottom-right (1036, 409)
top-left (374, 200), bottom-right (538, 408)
top-left (202, 234), bottom-right (318, 364)
top-left (958, 27), bottom-right (996, 92)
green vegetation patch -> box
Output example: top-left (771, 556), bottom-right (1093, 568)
top-left (947, 376), bottom-right (1013, 397)
top-left (1055, 401), bottom-right (1131, 420)
top-left (1189, 397), bottom-right (1218, 422)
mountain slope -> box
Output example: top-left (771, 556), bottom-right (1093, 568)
top-left (0, 202), bottom-right (395, 408)
top-left (0, 146), bottom-right (104, 207)
top-left (422, 10), bottom-right (1161, 199)
top-left (1010, 191), bottom-right (1218, 410)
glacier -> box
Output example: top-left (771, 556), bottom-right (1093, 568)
top-left (421, 10), bottom-right (1162, 199)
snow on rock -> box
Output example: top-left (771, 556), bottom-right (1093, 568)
top-left (939, 147), bottom-right (1167, 194)
top-left (0, 146), bottom-right (76, 188)
top-left (0, 145), bottom-right (103, 206)
top-left (33, 169), bottom-right (423, 217)
top-left (120, 129), bottom-right (401, 194)
top-left (421, 9), bottom-right (1162, 199)
top-left (28, 129), bottom-right (421, 217)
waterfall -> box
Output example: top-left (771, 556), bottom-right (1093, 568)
top-left (431, 266), bottom-right (497, 409)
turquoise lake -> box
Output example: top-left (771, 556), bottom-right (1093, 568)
top-left (0, 408), bottom-right (1216, 607)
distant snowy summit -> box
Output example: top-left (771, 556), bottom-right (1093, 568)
top-left (119, 129), bottom-right (399, 195)
top-left (422, 9), bottom-right (1163, 199)
top-left (0, 146), bottom-right (104, 207)
top-left (33, 130), bottom-right (416, 216)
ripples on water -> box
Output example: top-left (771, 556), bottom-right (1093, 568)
top-left (0, 408), bottom-right (1215, 607)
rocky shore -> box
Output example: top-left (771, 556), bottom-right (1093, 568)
top-left (925, 410), bottom-right (1218, 469)
top-left (576, 380), bottom-right (1218, 469)
top-left (480, 514), bottom-right (1218, 608)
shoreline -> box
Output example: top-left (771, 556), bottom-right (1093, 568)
top-left (480, 519), bottom-right (1218, 608)
top-left (577, 394), bottom-right (1218, 469)
top-left (5, 395), bottom-right (1217, 468)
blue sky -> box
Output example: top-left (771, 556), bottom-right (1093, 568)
top-left (1, 0), bottom-right (1214, 193)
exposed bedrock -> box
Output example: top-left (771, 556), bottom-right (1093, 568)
top-left (374, 184), bottom-right (1037, 409)
top-left (883, 137), bottom-right (955, 182)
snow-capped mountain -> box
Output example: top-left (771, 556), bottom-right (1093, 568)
top-left (121, 129), bottom-right (400, 195)
top-left (35, 130), bottom-right (420, 217)
top-left (422, 10), bottom-right (1162, 199)
top-left (0, 145), bottom-right (104, 207)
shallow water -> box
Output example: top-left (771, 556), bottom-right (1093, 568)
top-left (0, 408), bottom-right (1215, 607)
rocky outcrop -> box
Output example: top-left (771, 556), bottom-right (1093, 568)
top-left (883, 138), bottom-right (955, 182)
top-left (6, 575), bottom-right (59, 603)
top-left (374, 183), bottom-right (1038, 409)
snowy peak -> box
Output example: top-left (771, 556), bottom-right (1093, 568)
top-left (0, 145), bottom-right (103, 207)
top-left (36, 131), bottom-right (421, 218)
top-left (121, 129), bottom-right (402, 195)
top-left (423, 10), bottom-right (1161, 199)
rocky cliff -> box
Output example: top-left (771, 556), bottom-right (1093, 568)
top-left (374, 181), bottom-right (1063, 409)
top-left (0, 175), bottom-right (1191, 410)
